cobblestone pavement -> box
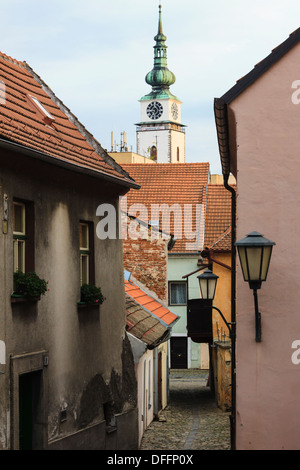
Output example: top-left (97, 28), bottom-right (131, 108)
top-left (140, 369), bottom-right (231, 451)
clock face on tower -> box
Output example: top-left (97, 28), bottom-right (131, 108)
top-left (171, 103), bottom-right (178, 120)
top-left (146, 101), bottom-right (163, 120)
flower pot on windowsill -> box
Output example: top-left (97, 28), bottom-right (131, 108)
top-left (12, 271), bottom-right (49, 303)
top-left (78, 284), bottom-right (104, 310)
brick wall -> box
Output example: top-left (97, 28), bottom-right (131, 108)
top-left (122, 221), bottom-right (169, 302)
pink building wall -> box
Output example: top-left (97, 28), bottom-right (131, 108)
top-left (229, 42), bottom-right (300, 449)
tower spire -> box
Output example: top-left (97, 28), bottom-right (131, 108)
top-left (158, 4), bottom-right (163, 36)
top-left (143, 4), bottom-right (177, 100)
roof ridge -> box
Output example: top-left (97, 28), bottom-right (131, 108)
top-left (0, 51), bottom-right (25, 68)
top-left (122, 162), bottom-right (209, 166)
top-left (218, 27), bottom-right (300, 105)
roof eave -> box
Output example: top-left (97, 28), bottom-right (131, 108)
top-left (0, 138), bottom-right (140, 190)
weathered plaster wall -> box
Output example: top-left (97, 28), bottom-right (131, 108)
top-left (0, 149), bottom-right (137, 449)
top-left (231, 42), bottom-right (300, 449)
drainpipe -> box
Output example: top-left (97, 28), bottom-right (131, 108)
top-left (223, 173), bottom-right (236, 451)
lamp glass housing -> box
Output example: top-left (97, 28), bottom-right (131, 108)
top-left (197, 269), bottom-right (219, 300)
top-left (235, 231), bottom-right (275, 289)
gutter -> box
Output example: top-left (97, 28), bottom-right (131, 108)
top-left (0, 138), bottom-right (140, 190)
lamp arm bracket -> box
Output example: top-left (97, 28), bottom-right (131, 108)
top-left (211, 306), bottom-right (232, 334)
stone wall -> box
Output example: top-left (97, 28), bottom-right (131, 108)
top-left (122, 219), bottom-right (169, 302)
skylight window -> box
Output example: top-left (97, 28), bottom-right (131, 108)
top-left (28, 95), bottom-right (55, 125)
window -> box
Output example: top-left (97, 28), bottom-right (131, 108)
top-left (169, 281), bottom-right (187, 306)
top-left (150, 145), bottom-right (157, 161)
top-left (13, 200), bottom-right (35, 273)
top-left (13, 202), bottom-right (26, 273)
top-left (79, 222), bottom-right (94, 286)
top-left (80, 223), bottom-right (89, 285)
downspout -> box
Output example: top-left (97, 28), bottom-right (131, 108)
top-left (223, 173), bottom-right (236, 451)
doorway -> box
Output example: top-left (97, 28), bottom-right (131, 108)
top-left (19, 370), bottom-right (43, 450)
top-left (170, 337), bottom-right (188, 369)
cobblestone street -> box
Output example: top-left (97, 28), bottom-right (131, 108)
top-left (140, 369), bottom-right (231, 451)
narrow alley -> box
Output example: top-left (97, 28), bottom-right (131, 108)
top-left (140, 369), bottom-right (231, 451)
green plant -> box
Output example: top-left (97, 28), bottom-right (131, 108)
top-left (13, 271), bottom-right (48, 298)
top-left (80, 284), bottom-right (104, 304)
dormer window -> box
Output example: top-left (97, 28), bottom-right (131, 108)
top-left (28, 95), bottom-right (55, 125)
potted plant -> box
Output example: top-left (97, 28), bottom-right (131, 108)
top-left (78, 283), bottom-right (104, 308)
top-left (12, 271), bottom-right (48, 302)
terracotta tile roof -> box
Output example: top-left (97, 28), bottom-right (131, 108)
top-left (126, 296), bottom-right (169, 349)
top-left (0, 52), bottom-right (137, 187)
top-left (125, 278), bottom-right (179, 328)
top-left (120, 163), bottom-right (210, 253)
top-left (204, 184), bottom-right (236, 252)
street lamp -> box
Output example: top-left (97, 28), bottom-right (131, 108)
top-left (197, 269), bottom-right (219, 300)
top-left (235, 231), bottom-right (276, 342)
top-left (197, 269), bottom-right (232, 336)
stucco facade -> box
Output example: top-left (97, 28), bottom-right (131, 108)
top-left (215, 31), bottom-right (300, 449)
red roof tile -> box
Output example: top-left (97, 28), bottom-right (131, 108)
top-left (204, 184), bottom-right (236, 252)
top-left (120, 163), bottom-right (209, 253)
top-left (0, 52), bottom-right (136, 187)
top-left (125, 278), bottom-right (179, 327)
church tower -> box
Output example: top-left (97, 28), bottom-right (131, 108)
top-left (136, 5), bottom-right (186, 163)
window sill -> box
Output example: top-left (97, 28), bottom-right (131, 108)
top-left (168, 304), bottom-right (187, 307)
top-left (11, 294), bottom-right (40, 303)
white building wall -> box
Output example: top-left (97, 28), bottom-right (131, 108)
top-left (137, 129), bottom-right (170, 162)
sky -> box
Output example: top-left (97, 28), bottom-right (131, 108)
top-left (1, 0), bottom-right (300, 174)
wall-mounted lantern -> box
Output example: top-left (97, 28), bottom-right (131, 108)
top-left (235, 231), bottom-right (276, 342)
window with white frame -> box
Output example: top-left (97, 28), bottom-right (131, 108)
top-left (80, 222), bottom-right (90, 285)
top-left (13, 202), bottom-right (26, 273)
top-left (169, 281), bottom-right (187, 306)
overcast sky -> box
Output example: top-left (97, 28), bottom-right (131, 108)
top-left (1, 0), bottom-right (300, 174)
